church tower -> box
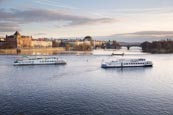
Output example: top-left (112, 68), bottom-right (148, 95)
top-left (14, 31), bottom-right (22, 48)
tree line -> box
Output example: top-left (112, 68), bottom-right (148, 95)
top-left (141, 40), bottom-right (173, 53)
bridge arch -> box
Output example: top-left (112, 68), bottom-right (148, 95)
top-left (121, 45), bottom-right (142, 50)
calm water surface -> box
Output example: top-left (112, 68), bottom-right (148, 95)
top-left (0, 49), bottom-right (173, 115)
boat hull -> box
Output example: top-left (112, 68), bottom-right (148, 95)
top-left (13, 62), bottom-right (66, 66)
top-left (101, 64), bottom-right (153, 68)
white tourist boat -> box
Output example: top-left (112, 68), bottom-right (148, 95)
top-left (101, 58), bottom-right (153, 68)
top-left (13, 56), bottom-right (66, 66)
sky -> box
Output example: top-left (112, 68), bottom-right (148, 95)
top-left (1, 0), bottom-right (173, 41)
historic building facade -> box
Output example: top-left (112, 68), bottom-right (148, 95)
top-left (6, 31), bottom-right (32, 48)
top-left (31, 39), bottom-right (52, 48)
top-left (3, 31), bottom-right (52, 48)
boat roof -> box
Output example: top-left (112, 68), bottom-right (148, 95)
top-left (105, 57), bottom-right (146, 62)
top-left (16, 56), bottom-right (59, 60)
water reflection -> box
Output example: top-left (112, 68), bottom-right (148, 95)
top-left (17, 50), bottom-right (93, 56)
top-left (102, 67), bottom-right (153, 74)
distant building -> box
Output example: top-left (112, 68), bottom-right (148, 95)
top-left (31, 39), bottom-right (52, 48)
top-left (2, 31), bottom-right (53, 49)
top-left (94, 40), bottom-right (105, 46)
top-left (0, 37), bottom-right (6, 48)
top-left (53, 37), bottom-right (106, 49)
top-left (6, 31), bottom-right (32, 48)
top-left (105, 40), bottom-right (121, 49)
top-left (52, 39), bottom-right (62, 47)
top-left (58, 39), bottom-right (84, 46)
top-left (68, 39), bottom-right (85, 46)
top-left (83, 36), bottom-right (106, 47)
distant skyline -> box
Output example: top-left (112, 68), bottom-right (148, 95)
top-left (1, 0), bottom-right (173, 41)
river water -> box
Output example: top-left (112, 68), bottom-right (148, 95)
top-left (0, 48), bottom-right (173, 115)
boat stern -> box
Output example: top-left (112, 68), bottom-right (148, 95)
top-left (101, 63), bottom-right (107, 68)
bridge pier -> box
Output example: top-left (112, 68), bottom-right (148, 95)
top-left (127, 46), bottom-right (130, 50)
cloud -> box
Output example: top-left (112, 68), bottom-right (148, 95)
top-left (133, 31), bottom-right (173, 35)
top-left (13, 9), bottom-right (115, 25)
top-left (33, 33), bottom-right (47, 36)
top-left (0, 8), bottom-right (117, 32)
top-left (111, 8), bottom-right (173, 14)
top-left (96, 7), bottom-right (173, 18)
top-left (118, 31), bottom-right (173, 37)
top-left (105, 31), bottom-right (173, 42)
top-left (0, 22), bottom-right (20, 32)
top-left (35, 0), bottom-right (79, 10)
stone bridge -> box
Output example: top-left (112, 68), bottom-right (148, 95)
top-left (120, 42), bottom-right (141, 50)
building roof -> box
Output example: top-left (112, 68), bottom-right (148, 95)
top-left (83, 36), bottom-right (93, 41)
top-left (14, 31), bottom-right (20, 36)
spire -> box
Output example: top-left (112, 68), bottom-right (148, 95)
top-left (14, 31), bottom-right (20, 36)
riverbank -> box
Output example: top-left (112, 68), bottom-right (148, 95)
top-left (0, 47), bottom-right (65, 55)
top-left (0, 47), bottom-right (144, 55)
top-left (141, 40), bottom-right (173, 54)
top-left (142, 50), bottom-right (173, 54)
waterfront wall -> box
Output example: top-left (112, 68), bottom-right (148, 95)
top-left (0, 47), bottom-right (65, 55)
